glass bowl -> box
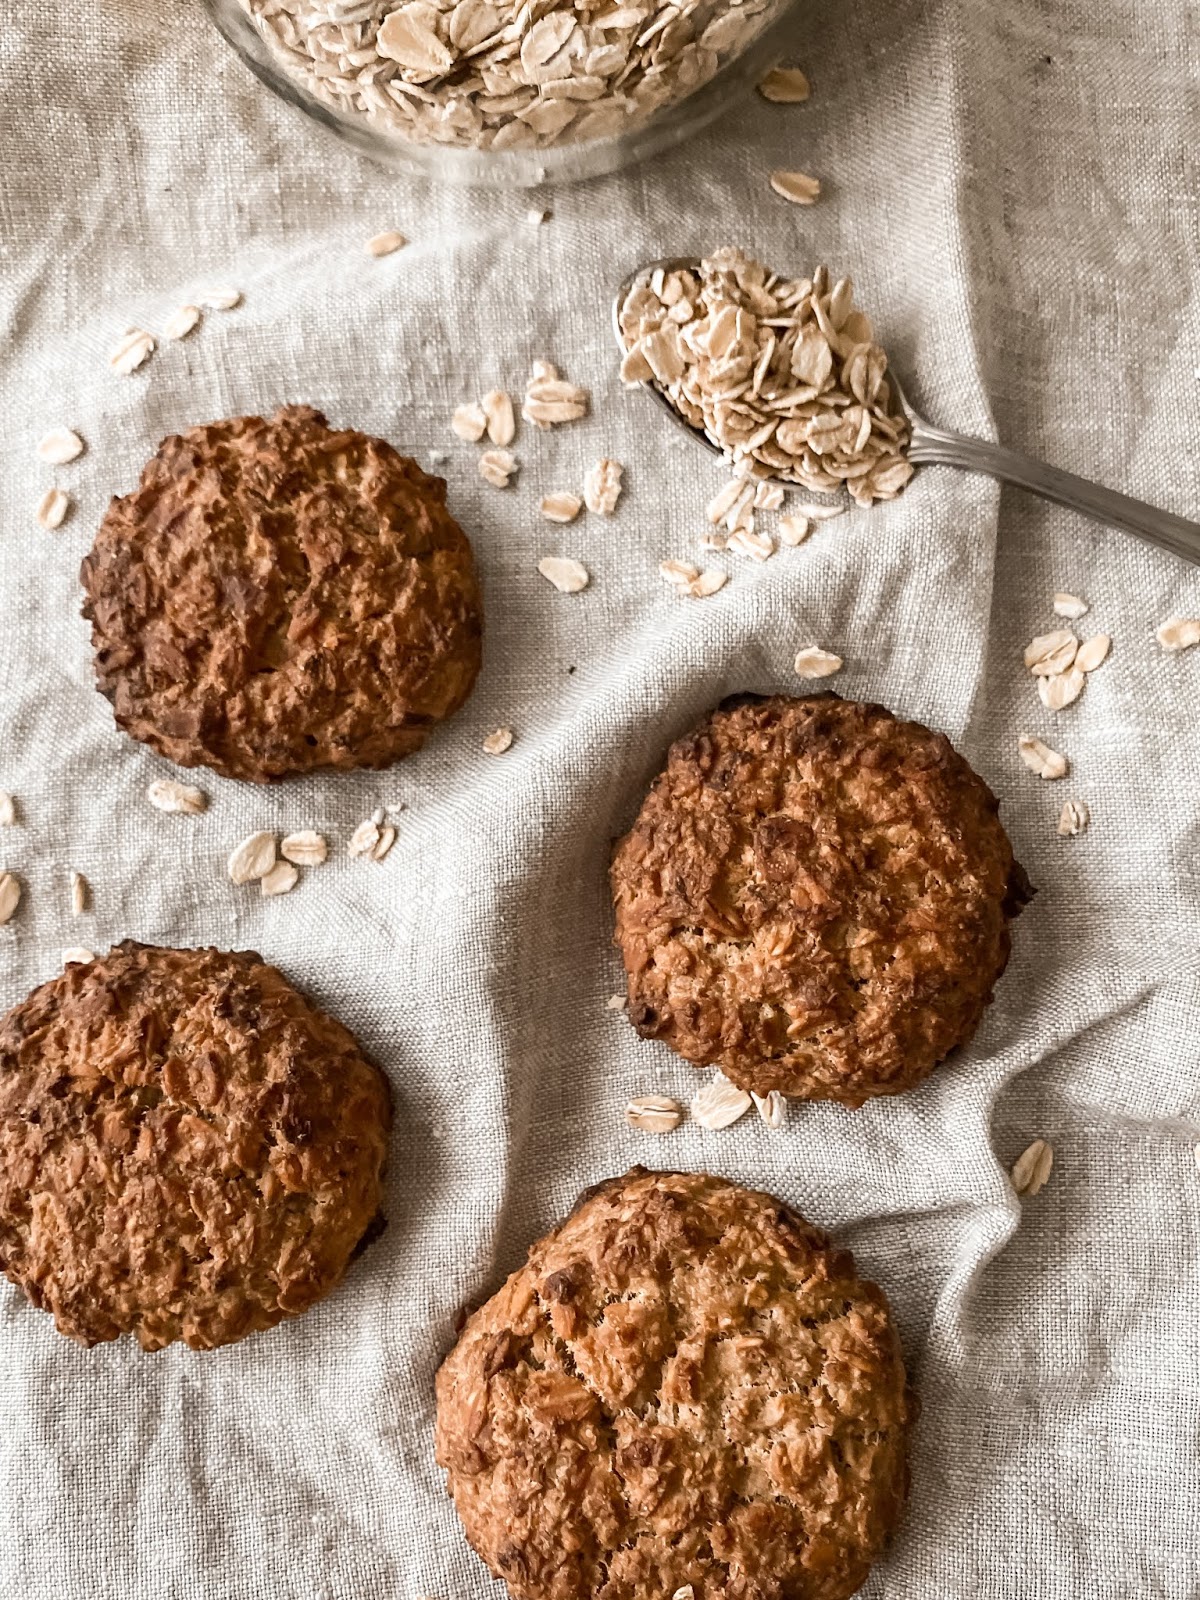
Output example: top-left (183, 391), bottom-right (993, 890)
top-left (203, 0), bottom-right (802, 188)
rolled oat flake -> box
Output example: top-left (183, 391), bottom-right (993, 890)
top-left (228, 831), bottom-right (276, 884)
top-left (36, 488), bottom-right (71, 531)
top-left (37, 428), bottom-right (85, 465)
top-left (281, 830), bottom-right (328, 866)
top-left (0, 873), bottom-right (20, 925)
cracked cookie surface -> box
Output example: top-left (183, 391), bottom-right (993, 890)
top-left (81, 405), bottom-right (483, 783)
top-left (611, 694), bottom-right (1032, 1104)
top-left (435, 1168), bottom-right (912, 1600)
top-left (0, 942), bottom-right (391, 1350)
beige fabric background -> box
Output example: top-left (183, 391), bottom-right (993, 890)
top-left (2, 0), bottom-right (1199, 1594)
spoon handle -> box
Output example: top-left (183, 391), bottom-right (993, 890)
top-left (908, 421), bottom-right (1200, 567)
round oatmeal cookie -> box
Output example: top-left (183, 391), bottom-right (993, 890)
top-left (0, 942), bottom-right (392, 1350)
top-left (611, 693), bottom-right (1032, 1105)
top-left (80, 405), bottom-right (483, 783)
top-left (435, 1167), bottom-right (912, 1600)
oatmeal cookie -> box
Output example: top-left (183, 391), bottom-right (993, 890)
top-left (435, 1168), bottom-right (912, 1600)
top-left (0, 942), bottom-right (391, 1350)
top-left (80, 405), bottom-right (483, 783)
top-left (611, 694), bottom-right (1031, 1104)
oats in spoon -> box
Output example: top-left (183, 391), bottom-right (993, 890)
top-left (617, 248), bottom-right (912, 506)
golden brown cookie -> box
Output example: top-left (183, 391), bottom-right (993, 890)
top-left (0, 942), bottom-right (391, 1350)
top-left (611, 693), bottom-right (1031, 1104)
top-left (435, 1168), bottom-right (912, 1600)
top-left (80, 405), bottom-right (483, 783)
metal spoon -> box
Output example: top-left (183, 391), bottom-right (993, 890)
top-left (614, 258), bottom-right (1200, 568)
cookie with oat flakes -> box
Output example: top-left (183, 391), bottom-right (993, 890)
top-left (435, 1167), bottom-right (913, 1600)
top-left (611, 693), bottom-right (1031, 1105)
top-left (0, 942), bottom-right (391, 1350)
top-left (80, 405), bottom-right (483, 783)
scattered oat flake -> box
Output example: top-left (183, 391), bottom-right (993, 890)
top-left (1156, 617), bottom-right (1200, 652)
top-left (584, 458), bottom-right (624, 515)
top-left (752, 1090), bottom-right (786, 1129)
top-left (0, 793), bottom-right (14, 827)
top-left (540, 492), bottom-right (582, 523)
top-left (37, 428), bottom-right (84, 465)
top-left (109, 329), bottom-right (156, 375)
top-left (348, 819), bottom-right (382, 858)
top-left (754, 481), bottom-right (785, 510)
top-left (147, 779), bottom-right (207, 815)
top-left (70, 871), bottom-right (89, 916)
top-left (769, 169), bottom-right (821, 204)
top-left (625, 1095), bottom-right (684, 1134)
top-left (1076, 634), bottom-right (1111, 673)
top-left (482, 727), bottom-right (513, 755)
top-left (1024, 629), bottom-right (1078, 676)
top-left (1057, 799), bottom-right (1090, 837)
top-left (479, 448), bottom-right (518, 488)
top-left (228, 832), bottom-right (276, 884)
top-left (1018, 736), bottom-right (1068, 780)
top-left (660, 559), bottom-right (700, 588)
top-left (451, 402), bottom-right (487, 442)
top-left (36, 488), bottom-right (71, 531)
top-left (523, 371), bottom-right (589, 428)
top-left (537, 556), bottom-right (589, 593)
top-left (758, 66), bottom-right (810, 102)
top-left (1038, 665), bottom-right (1085, 711)
top-left (281, 831), bottom-right (327, 866)
top-left (526, 207), bottom-right (550, 226)
top-left (794, 646), bottom-right (843, 679)
top-left (692, 1072), bottom-right (753, 1130)
top-left (1053, 592), bottom-right (1089, 620)
top-left (0, 872), bottom-right (20, 925)
top-left (690, 569), bottom-right (728, 598)
top-left (778, 515), bottom-right (811, 546)
top-left (607, 993), bottom-right (626, 1011)
top-left (62, 947), bottom-right (95, 967)
top-left (728, 527), bottom-right (774, 562)
top-left (198, 287), bottom-right (241, 310)
top-left (366, 229), bottom-right (407, 257)
top-left (1011, 1138), bottom-right (1053, 1197)
top-left (372, 825), bottom-right (397, 862)
top-left (706, 480), bottom-right (744, 524)
top-left (726, 493), bottom-right (754, 537)
top-left (163, 304), bottom-right (202, 341)
top-left (261, 860), bottom-right (299, 897)
top-left (481, 390), bottom-right (516, 447)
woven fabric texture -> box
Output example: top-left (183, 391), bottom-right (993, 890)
top-left (0, 0), bottom-right (1198, 1595)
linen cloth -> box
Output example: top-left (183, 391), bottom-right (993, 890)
top-left (1, 0), bottom-right (1199, 1593)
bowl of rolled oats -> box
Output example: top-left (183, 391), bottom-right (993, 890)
top-left (204, 0), bottom-right (801, 184)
